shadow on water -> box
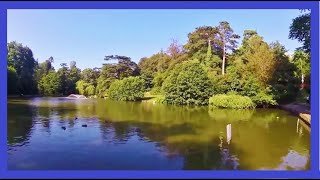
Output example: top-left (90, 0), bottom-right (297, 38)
top-left (7, 102), bottom-right (35, 146)
top-left (7, 97), bottom-right (310, 170)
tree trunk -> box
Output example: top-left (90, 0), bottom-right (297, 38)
top-left (222, 45), bottom-right (226, 75)
top-left (301, 74), bottom-right (305, 89)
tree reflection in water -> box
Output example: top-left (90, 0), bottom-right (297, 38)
top-left (7, 98), bottom-right (310, 170)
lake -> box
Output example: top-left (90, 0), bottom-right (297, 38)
top-left (7, 97), bottom-right (310, 170)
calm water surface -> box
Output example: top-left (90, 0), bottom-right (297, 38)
top-left (7, 97), bottom-right (310, 170)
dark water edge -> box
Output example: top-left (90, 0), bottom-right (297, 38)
top-left (7, 97), bottom-right (310, 170)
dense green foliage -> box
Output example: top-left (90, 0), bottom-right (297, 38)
top-left (95, 55), bottom-right (140, 97)
top-left (76, 80), bottom-right (96, 96)
top-left (162, 61), bottom-right (213, 105)
top-left (107, 77), bottom-right (146, 101)
top-left (8, 15), bottom-right (309, 108)
top-left (57, 62), bottom-right (81, 95)
top-left (35, 56), bottom-right (54, 83)
top-left (289, 11), bottom-right (310, 53)
top-left (153, 95), bottom-right (166, 104)
top-left (7, 41), bottom-right (38, 95)
top-left (96, 77), bottom-right (113, 98)
top-left (38, 72), bottom-right (62, 96)
top-left (250, 91), bottom-right (277, 107)
top-left (209, 94), bottom-right (256, 109)
top-left (291, 50), bottom-right (310, 85)
top-left (81, 68), bottom-right (99, 86)
top-left (7, 66), bottom-right (18, 94)
top-left (287, 10), bottom-right (311, 99)
top-left (269, 42), bottom-right (300, 103)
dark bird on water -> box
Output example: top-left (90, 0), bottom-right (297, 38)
top-left (61, 127), bottom-right (66, 130)
top-left (75, 117), bottom-right (78, 120)
top-left (82, 124), bottom-right (87, 127)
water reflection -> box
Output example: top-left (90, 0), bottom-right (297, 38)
top-left (296, 118), bottom-right (310, 135)
top-left (7, 97), bottom-right (310, 170)
top-left (7, 101), bottom-right (35, 146)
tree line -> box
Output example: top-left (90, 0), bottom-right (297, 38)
top-left (7, 11), bottom-right (310, 108)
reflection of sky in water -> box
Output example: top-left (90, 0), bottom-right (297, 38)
top-left (220, 148), bottom-right (240, 170)
top-left (276, 150), bottom-right (309, 170)
top-left (8, 98), bottom-right (310, 170)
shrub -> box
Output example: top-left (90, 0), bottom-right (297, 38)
top-left (152, 72), bottom-right (168, 88)
top-left (76, 80), bottom-right (86, 95)
top-left (251, 91), bottom-right (277, 107)
top-left (154, 95), bottom-right (166, 104)
top-left (208, 74), bottom-right (228, 95)
top-left (85, 85), bottom-right (95, 96)
top-left (149, 86), bottom-right (162, 95)
top-left (271, 83), bottom-right (299, 104)
top-left (76, 80), bottom-right (96, 96)
top-left (107, 76), bottom-right (146, 101)
top-left (162, 60), bottom-right (213, 105)
top-left (140, 73), bottom-right (153, 91)
top-left (150, 72), bottom-right (170, 95)
top-left (209, 94), bottom-right (256, 109)
top-left (96, 77), bottom-right (115, 98)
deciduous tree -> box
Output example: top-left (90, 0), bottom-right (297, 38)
top-left (214, 21), bottom-right (240, 75)
top-left (7, 41), bottom-right (37, 94)
top-left (289, 11), bottom-right (310, 53)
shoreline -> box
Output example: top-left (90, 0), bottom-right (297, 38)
top-left (278, 103), bottom-right (311, 127)
top-left (8, 95), bottom-right (311, 126)
top-left (7, 95), bottom-right (43, 98)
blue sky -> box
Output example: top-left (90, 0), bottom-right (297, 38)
top-left (7, 9), bottom-right (302, 70)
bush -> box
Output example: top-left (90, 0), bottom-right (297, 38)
top-left (76, 80), bottom-right (96, 96)
top-left (140, 73), bottom-right (153, 91)
top-left (96, 77), bottom-right (115, 98)
top-left (152, 72), bottom-right (168, 87)
top-left (107, 76), bottom-right (146, 101)
top-left (149, 86), bottom-right (162, 95)
top-left (85, 85), bottom-right (95, 96)
top-left (154, 95), bottom-right (166, 104)
top-left (251, 91), bottom-right (277, 107)
top-left (209, 94), bottom-right (256, 109)
top-left (76, 80), bottom-right (86, 95)
top-left (162, 60), bottom-right (213, 105)
top-left (208, 74), bottom-right (228, 95)
top-left (271, 83), bottom-right (299, 104)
